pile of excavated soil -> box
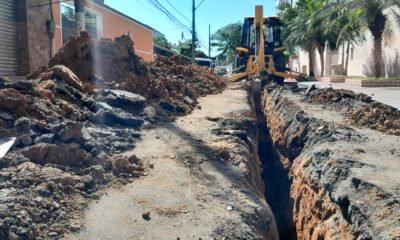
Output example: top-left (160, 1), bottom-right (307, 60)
top-left (303, 87), bottom-right (400, 135)
top-left (0, 32), bottom-right (225, 239)
top-left (32, 32), bottom-right (226, 115)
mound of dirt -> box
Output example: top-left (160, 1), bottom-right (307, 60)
top-left (303, 87), bottom-right (400, 135)
top-left (32, 32), bottom-right (226, 115)
top-left (0, 32), bottom-right (225, 239)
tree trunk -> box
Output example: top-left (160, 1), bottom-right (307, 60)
top-left (369, 13), bottom-right (387, 78)
top-left (308, 45), bottom-right (315, 77)
top-left (74, 0), bottom-right (85, 36)
top-left (317, 45), bottom-right (325, 77)
top-left (341, 42), bottom-right (345, 67)
top-left (373, 37), bottom-right (384, 77)
top-left (345, 42), bottom-right (351, 76)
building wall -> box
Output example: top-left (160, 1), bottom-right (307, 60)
top-left (85, 1), bottom-right (154, 61)
top-left (26, 0), bottom-right (54, 73)
top-left (297, 21), bottom-right (400, 77)
top-left (52, 0), bottom-right (154, 62)
top-left (5, 0), bottom-right (154, 75)
top-left (15, 0), bottom-right (30, 75)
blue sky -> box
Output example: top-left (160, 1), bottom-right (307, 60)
top-left (104, 0), bottom-right (277, 55)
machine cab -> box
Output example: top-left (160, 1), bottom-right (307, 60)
top-left (239, 16), bottom-right (282, 55)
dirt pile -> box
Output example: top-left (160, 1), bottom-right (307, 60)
top-left (303, 87), bottom-right (400, 135)
top-left (0, 32), bottom-right (225, 239)
top-left (33, 32), bottom-right (225, 115)
top-left (0, 76), bottom-right (145, 239)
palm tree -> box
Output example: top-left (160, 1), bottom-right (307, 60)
top-left (320, 6), bottom-right (365, 75)
top-left (281, 0), bottom-right (336, 76)
top-left (281, 0), bottom-right (329, 77)
top-left (325, 0), bottom-right (400, 77)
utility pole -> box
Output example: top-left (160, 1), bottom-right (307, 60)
top-left (208, 24), bottom-right (211, 58)
top-left (191, 0), bottom-right (196, 62)
top-left (74, 0), bottom-right (85, 36)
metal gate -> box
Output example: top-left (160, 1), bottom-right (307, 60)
top-left (0, 0), bottom-right (18, 76)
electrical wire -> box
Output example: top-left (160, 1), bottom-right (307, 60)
top-left (164, 0), bottom-right (191, 23)
top-left (147, 0), bottom-right (191, 34)
top-left (196, 0), bottom-right (206, 10)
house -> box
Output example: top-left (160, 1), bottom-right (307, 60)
top-left (293, 13), bottom-right (400, 78)
top-left (0, 0), bottom-right (157, 76)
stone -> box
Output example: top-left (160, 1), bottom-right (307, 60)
top-left (112, 157), bottom-right (130, 175)
top-left (52, 121), bottom-right (84, 142)
top-left (19, 134), bottom-right (32, 147)
top-left (142, 211), bottom-right (150, 220)
top-left (0, 88), bottom-right (27, 114)
top-left (2, 80), bottom-right (35, 93)
top-left (159, 100), bottom-right (175, 112)
top-left (14, 117), bottom-right (33, 134)
top-left (48, 232), bottom-right (58, 237)
top-left (143, 106), bottom-right (157, 120)
top-left (102, 89), bottom-right (146, 110)
top-left (183, 96), bottom-right (194, 105)
top-left (94, 102), bottom-right (114, 111)
top-left (21, 143), bottom-right (93, 166)
top-left (51, 65), bottom-right (84, 91)
top-left (36, 88), bottom-right (55, 101)
top-left (0, 112), bottom-right (13, 121)
top-left (90, 109), bottom-right (144, 128)
top-left (34, 134), bottom-right (55, 144)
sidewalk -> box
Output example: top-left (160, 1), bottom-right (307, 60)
top-left (299, 81), bottom-right (400, 109)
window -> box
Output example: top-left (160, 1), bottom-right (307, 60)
top-left (61, 2), bottom-right (102, 43)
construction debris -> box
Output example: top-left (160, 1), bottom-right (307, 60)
top-left (0, 32), bottom-right (226, 239)
top-left (303, 88), bottom-right (400, 135)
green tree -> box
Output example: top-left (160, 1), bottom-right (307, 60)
top-left (153, 36), bottom-right (173, 50)
top-left (173, 40), bottom-right (192, 57)
top-left (325, 0), bottom-right (400, 77)
top-left (211, 23), bottom-right (242, 64)
top-left (322, 8), bottom-right (365, 75)
top-left (280, 0), bottom-right (332, 76)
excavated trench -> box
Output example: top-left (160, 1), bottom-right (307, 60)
top-left (252, 86), bottom-right (400, 240)
top-left (253, 89), bottom-right (297, 240)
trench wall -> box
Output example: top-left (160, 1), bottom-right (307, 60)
top-left (262, 87), bottom-right (400, 239)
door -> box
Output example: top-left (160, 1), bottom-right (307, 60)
top-left (0, 0), bottom-right (19, 76)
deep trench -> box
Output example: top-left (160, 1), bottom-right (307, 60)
top-left (253, 93), bottom-right (297, 240)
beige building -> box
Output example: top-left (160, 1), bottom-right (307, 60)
top-left (295, 23), bottom-right (400, 78)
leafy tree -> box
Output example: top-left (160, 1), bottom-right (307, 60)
top-left (211, 23), bottom-right (242, 64)
top-left (321, 7), bottom-right (365, 75)
top-left (153, 36), bottom-right (173, 50)
top-left (173, 40), bottom-right (192, 57)
top-left (281, 0), bottom-right (328, 76)
top-left (324, 0), bottom-right (400, 77)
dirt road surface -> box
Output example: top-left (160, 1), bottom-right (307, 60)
top-left (66, 89), bottom-right (278, 240)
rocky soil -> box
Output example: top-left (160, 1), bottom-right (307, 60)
top-left (263, 86), bottom-right (400, 239)
top-left (0, 33), bottom-right (225, 239)
top-left (303, 87), bottom-right (400, 135)
top-left (67, 89), bottom-right (278, 240)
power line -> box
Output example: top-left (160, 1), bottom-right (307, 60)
top-left (135, 0), bottom-right (160, 15)
top-left (196, 0), bottom-right (206, 10)
top-left (148, 0), bottom-right (191, 33)
top-left (164, 0), bottom-right (191, 23)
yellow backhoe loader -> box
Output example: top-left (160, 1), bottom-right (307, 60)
top-left (229, 5), bottom-right (304, 85)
